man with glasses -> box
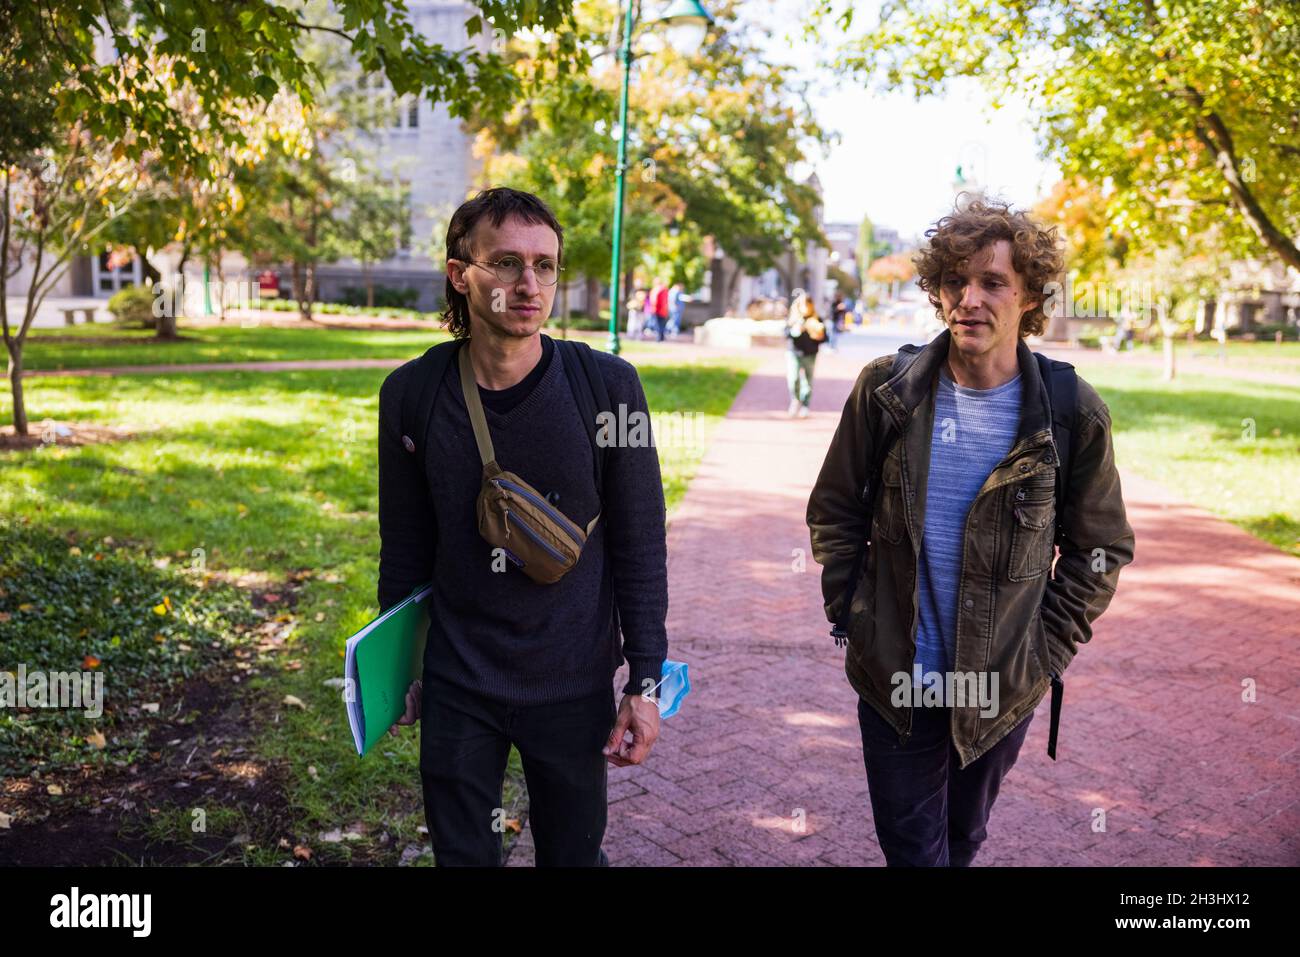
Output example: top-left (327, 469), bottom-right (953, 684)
top-left (377, 187), bottom-right (668, 866)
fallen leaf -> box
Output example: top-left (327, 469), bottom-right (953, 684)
top-left (293, 845), bottom-right (312, 861)
top-left (314, 612), bottom-right (325, 622)
top-left (47, 784), bottom-right (64, 796)
top-left (68, 546), bottom-right (82, 556)
top-left (307, 765), bottom-right (318, 779)
top-left (263, 593), bottom-right (281, 603)
top-left (503, 818), bottom-right (521, 834)
top-left (0, 811), bottom-right (12, 828)
top-left (283, 694), bottom-right (307, 710)
top-left (17, 603), bottom-right (35, 613)
top-left (87, 731), bottom-right (107, 749)
top-left (141, 703), bottom-right (159, 713)
top-left (82, 654), bottom-right (100, 669)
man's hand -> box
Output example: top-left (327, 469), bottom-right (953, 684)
top-left (603, 692), bottom-right (660, 767)
top-left (387, 679), bottom-right (422, 737)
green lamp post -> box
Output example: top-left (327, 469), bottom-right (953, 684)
top-left (606, 0), bottom-right (714, 355)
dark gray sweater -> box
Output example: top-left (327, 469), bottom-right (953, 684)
top-left (376, 335), bottom-right (668, 705)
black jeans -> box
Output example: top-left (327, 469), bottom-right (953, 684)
top-left (419, 671), bottom-right (616, 866)
top-left (857, 698), bottom-right (1033, 867)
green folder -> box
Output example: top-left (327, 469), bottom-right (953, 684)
top-left (343, 585), bottom-right (431, 756)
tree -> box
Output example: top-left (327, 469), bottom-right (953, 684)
top-left (336, 173), bottom-right (409, 308)
top-left (867, 253), bottom-right (916, 299)
top-left (3, 0), bottom-right (585, 433)
top-left (476, 0), bottom-right (831, 321)
top-left (822, 0), bottom-right (1300, 271)
top-left (2, 129), bottom-right (141, 435)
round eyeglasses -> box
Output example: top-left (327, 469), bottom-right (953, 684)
top-left (466, 256), bottom-right (563, 287)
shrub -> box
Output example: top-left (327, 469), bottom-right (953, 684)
top-left (0, 522), bottom-right (259, 776)
top-left (107, 285), bottom-right (158, 329)
top-left (339, 285), bottom-right (420, 310)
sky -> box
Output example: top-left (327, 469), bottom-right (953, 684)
top-left (743, 0), bottom-right (1062, 241)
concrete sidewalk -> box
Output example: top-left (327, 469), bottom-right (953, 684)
top-left (508, 343), bottom-right (1299, 866)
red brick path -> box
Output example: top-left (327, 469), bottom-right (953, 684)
top-left (509, 344), bottom-right (1300, 866)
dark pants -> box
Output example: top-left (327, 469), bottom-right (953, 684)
top-left (857, 699), bottom-right (1033, 866)
top-left (419, 671), bottom-right (615, 866)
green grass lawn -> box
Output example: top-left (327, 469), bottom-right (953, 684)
top-left (22, 322), bottom-right (448, 371)
top-left (0, 356), bottom-right (753, 864)
top-left (1125, 338), bottom-right (1300, 376)
top-left (1074, 360), bottom-right (1300, 557)
top-left (21, 321), bottom-right (691, 371)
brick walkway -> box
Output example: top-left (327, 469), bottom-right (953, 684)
top-left (507, 342), bottom-right (1300, 866)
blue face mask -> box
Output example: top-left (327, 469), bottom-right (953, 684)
top-left (651, 659), bottom-right (691, 719)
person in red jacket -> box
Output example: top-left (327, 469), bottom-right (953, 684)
top-left (650, 279), bottom-right (670, 342)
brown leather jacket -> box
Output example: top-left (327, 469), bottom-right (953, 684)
top-left (806, 329), bottom-right (1135, 768)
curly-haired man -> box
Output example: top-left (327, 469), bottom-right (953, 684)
top-left (806, 197), bottom-right (1135, 866)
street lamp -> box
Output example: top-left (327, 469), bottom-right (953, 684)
top-left (606, 0), bottom-right (714, 355)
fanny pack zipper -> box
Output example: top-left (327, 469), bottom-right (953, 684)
top-left (493, 478), bottom-right (585, 546)
top-left (504, 509), bottom-right (570, 564)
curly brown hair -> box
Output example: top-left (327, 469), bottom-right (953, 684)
top-left (913, 196), bottom-right (1064, 337)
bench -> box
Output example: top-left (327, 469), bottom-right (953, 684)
top-left (61, 307), bottom-right (97, 325)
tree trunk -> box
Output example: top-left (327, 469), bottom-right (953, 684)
top-left (585, 275), bottom-right (601, 325)
top-left (214, 251), bottom-right (228, 322)
top-left (300, 261), bottom-right (316, 322)
top-left (1162, 334), bottom-right (1175, 381)
top-left (7, 342), bottom-right (27, 436)
top-left (157, 245), bottom-right (187, 340)
top-left (135, 245), bottom-right (161, 287)
top-left (364, 261), bottom-right (374, 308)
top-left (725, 262), bottom-right (743, 316)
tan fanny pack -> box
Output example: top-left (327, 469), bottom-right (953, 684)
top-left (458, 346), bottom-right (599, 585)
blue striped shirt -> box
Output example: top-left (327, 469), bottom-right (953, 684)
top-left (913, 363), bottom-right (1023, 682)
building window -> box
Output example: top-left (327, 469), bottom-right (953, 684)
top-left (408, 98), bottom-right (419, 128)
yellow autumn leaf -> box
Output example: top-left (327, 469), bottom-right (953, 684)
top-left (87, 731), bottom-right (107, 750)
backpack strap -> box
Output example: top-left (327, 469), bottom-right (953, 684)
top-left (1032, 351), bottom-right (1079, 760)
top-left (1033, 352), bottom-right (1079, 549)
top-left (399, 338), bottom-right (463, 485)
top-left (829, 344), bottom-right (924, 646)
top-left (553, 337), bottom-right (621, 645)
top-left (555, 338), bottom-right (612, 497)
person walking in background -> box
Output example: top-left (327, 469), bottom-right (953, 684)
top-left (667, 282), bottom-right (688, 338)
top-left (827, 293), bottom-right (846, 351)
top-left (626, 288), bottom-right (646, 340)
top-left (785, 293), bottom-right (825, 418)
top-left (650, 278), bottom-right (669, 342)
